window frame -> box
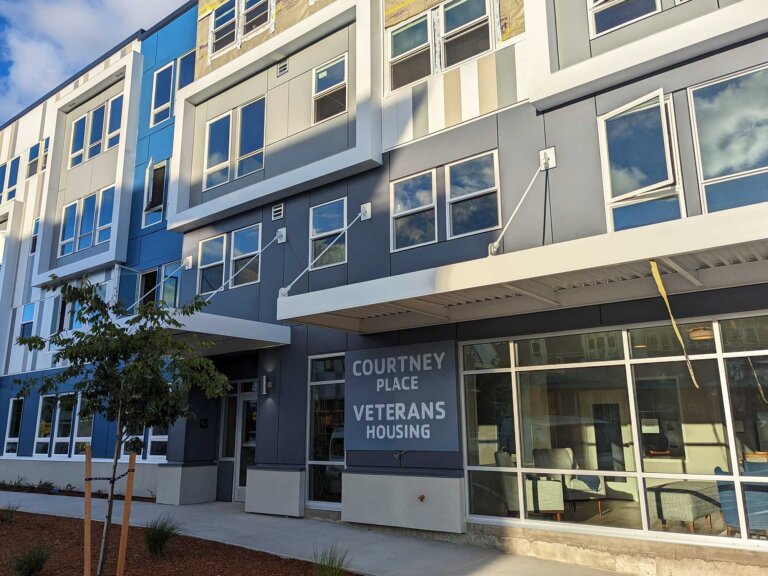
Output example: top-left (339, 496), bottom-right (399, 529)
top-left (312, 54), bottom-right (349, 126)
top-left (598, 90), bottom-right (685, 232)
top-left (77, 193), bottom-right (98, 251)
top-left (87, 103), bottom-right (107, 159)
top-left (198, 234), bottom-right (227, 295)
top-left (440, 0), bottom-right (492, 72)
top-left (161, 260), bottom-right (182, 308)
top-left (106, 95), bottom-right (123, 149)
top-left (309, 197), bottom-right (348, 270)
top-left (241, 0), bottom-right (270, 38)
top-left (388, 12), bottom-right (435, 92)
top-left (72, 394), bottom-right (94, 458)
top-left (30, 218), bottom-right (39, 255)
top-left (230, 223), bottom-right (262, 288)
top-left (176, 50), bottom-right (196, 91)
top-left (146, 426), bottom-right (169, 461)
top-left (150, 62), bottom-right (175, 128)
top-left (59, 201), bottom-right (78, 257)
top-left (445, 150), bottom-right (502, 240)
top-left (70, 114), bottom-right (87, 168)
top-left (33, 395), bottom-right (57, 458)
top-left (5, 156), bottom-right (20, 201)
top-left (390, 168), bottom-right (438, 252)
top-left (143, 159), bottom-right (167, 228)
top-left (587, 0), bottom-right (662, 40)
top-left (19, 302), bottom-right (36, 340)
top-left (27, 142), bottom-right (41, 179)
top-left (203, 111), bottom-right (233, 191)
top-left (96, 185), bottom-right (115, 245)
top-left (210, 0), bottom-right (239, 57)
top-left (235, 97), bottom-right (267, 179)
top-left (3, 397), bottom-right (24, 456)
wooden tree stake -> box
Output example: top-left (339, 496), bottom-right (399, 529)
top-left (84, 445), bottom-right (92, 576)
top-left (116, 452), bottom-right (136, 576)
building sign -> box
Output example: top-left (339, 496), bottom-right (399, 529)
top-left (345, 342), bottom-right (458, 451)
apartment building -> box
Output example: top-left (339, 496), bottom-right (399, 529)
top-left (2, 0), bottom-right (768, 573)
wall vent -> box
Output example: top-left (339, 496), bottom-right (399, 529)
top-left (276, 61), bottom-right (289, 77)
top-left (272, 203), bottom-right (285, 221)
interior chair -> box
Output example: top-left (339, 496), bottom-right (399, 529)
top-left (533, 447), bottom-right (607, 516)
top-left (716, 466), bottom-right (768, 537)
top-left (494, 450), bottom-right (564, 520)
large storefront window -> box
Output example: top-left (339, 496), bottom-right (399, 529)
top-left (463, 316), bottom-right (768, 543)
top-left (308, 355), bottom-right (345, 505)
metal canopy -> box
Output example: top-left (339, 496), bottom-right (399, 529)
top-left (169, 312), bottom-right (291, 355)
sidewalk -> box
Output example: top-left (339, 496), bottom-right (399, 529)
top-left (0, 490), bottom-right (619, 576)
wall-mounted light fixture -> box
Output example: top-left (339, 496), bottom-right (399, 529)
top-left (261, 375), bottom-right (273, 396)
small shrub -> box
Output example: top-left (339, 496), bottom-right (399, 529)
top-left (0, 503), bottom-right (20, 524)
top-left (313, 545), bottom-right (350, 576)
top-left (11, 477), bottom-right (30, 491)
top-left (35, 480), bottom-right (54, 492)
top-left (143, 515), bottom-right (182, 556)
top-left (11, 546), bottom-right (49, 576)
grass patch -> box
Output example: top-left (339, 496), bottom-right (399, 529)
top-left (313, 545), bottom-right (349, 576)
top-left (11, 546), bottom-right (50, 576)
top-left (0, 503), bottom-right (20, 524)
top-left (143, 515), bottom-right (183, 556)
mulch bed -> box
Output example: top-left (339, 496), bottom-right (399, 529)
top-left (0, 511), bottom-right (332, 575)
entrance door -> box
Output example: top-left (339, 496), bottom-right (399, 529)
top-left (234, 391), bottom-right (259, 502)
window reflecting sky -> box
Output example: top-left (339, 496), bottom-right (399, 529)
top-left (207, 115), bottom-right (231, 168)
top-left (392, 17), bottom-right (429, 58)
top-left (444, 0), bottom-right (486, 33)
top-left (393, 173), bottom-right (433, 213)
top-left (312, 199), bottom-right (345, 235)
top-left (449, 154), bottom-right (495, 198)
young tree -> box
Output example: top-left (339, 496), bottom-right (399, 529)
top-left (17, 277), bottom-right (230, 576)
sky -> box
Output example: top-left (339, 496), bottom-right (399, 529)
top-left (0, 0), bottom-right (188, 122)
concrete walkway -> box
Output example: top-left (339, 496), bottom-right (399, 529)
top-left (0, 491), bottom-right (619, 576)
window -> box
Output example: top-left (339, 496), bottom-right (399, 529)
top-left (308, 355), bottom-right (345, 504)
top-left (442, 0), bottom-right (491, 69)
top-left (34, 396), bottom-right (57, 456)
top-left (446, 151), bottom-right (500, 238)
top-left (20, 303), bottom-right (35, 340)
top-left (139, 269), bottom-right (159, 307)
top-left (144, 160), bottom-right (166, 227)
top-left (4, 398), bottom-right (24, 455)
top-left (151, 62), bottom-right (174, 126)
top-left (211, 0), bottom-right (237, 54)
top-left (72, 397), bottom-right (93, 456)
top-left (78, 194), bottom-right (97, 251)
top-left (97, 186), bottom-right (114, 244)
top-left (204, 113), bottom-right (232, 190)
top-left (41, 137), bottom-right (50, 170)
top-left (237, 98), bottom-right (266, 177)
top-left (27, 142), bottom-right (41, 178)
top-left (147, 426), bottom-right (169, 459)
top-left (198, 235), bottom-right (226, 294)
top-left (310, 198), bottom-right (346, 269)
top-left (599, 91), bottom-right (682, 231)
top-left (243, 0), bottom-right (269, 34)
top-left (231, 224), bottom-right (261, 287)
top-left (70, 115), bottom-right (87, 167)
top-left (391, 170), bottom-right (437, 251)
top-left (0, 163), bottom-right (5, 203)
top-left (177, 50), bottom-right (196, 90)
top-left (59, 202), bottom-right (78, 256)
top-left (30, 218), bottom-right (39, 254)
top-left (390, 15), bottom-right (433, 90)
top-left (589, 0), bottom-right (660, 38)
top-left (691, 66), bottom-right (768, 213)
top-left (161, 261), bottom-right (182, 307)
top-left (5, 157), bottom-right (20, 201)
top-left (313, 56), bottom-right (347, 124)
top-left (107, 96), bottom-right (123, 149)
top-left (88, 104), bottom-right (106, 158)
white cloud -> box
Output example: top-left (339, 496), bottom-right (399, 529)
top-left (0, 0), bottom-right (187, 121)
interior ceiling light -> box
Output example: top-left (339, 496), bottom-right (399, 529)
top-left (688, 326), bottom-right (715, 341)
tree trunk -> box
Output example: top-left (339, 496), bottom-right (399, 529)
top-left (96, 410), bottom-right (122, 576)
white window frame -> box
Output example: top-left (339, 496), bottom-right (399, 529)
top-left (150, 62), bottom-right (175, 128)
top-left (69, 114), bottom-right (87, 168)
top-left (77, 193), bottom-right (98, 251)
top-left (96, 185), bottom-right (115, 245)
top-left (161, 261), bottom-right (182, 308)
top-left (445, 150), bottom-right (502, 240)
top-left (19, 302), bottom-right (36, 340)
top-left (33, 395), bottom-right (57, 458)
top-left (30, 218), bottom-right (39, 255)
top-left (106, 95), bottom-right (123, 149)
top-left (440, 0), bottom-right (492, 72)
top-left (230, 223), bottom-right (262, 288)
top-left (41, 137), bottom-right (50, 171)
top-left (203, 111), bottom-right (233, 191)
top-left (176, 50), bottom-right (196, 91)
top-left (3, 398), bottom-right (24, 456)
top-left (27, 142), bottom-right (41, 179)
top-left (198, 234), bottom-right (227, 295)
top-left (312, 55), bottom-right (348, 126)
top-left (143, 159), bottom-right (167, 228)
top-left (72, 394), bottom-right (94, 458)
top-left (235, 97), bottom-right (267, 178)
top-left (86, 103), bottom-right (107, 159)
top-left (390, 169), bottom-right (438, 252)
top-left (588, 0), bottom-right (662, 40)
top-left (306, 352), bottom-right (346, 510)
top-left (4, 156), bottom-right (20, 201)
top-left (146, 426), bottom-right (169, 461)
top-left (122, 432), bottom-right (143, 459)
top-left (241, 0), bottom-right (270, 38)
top-left (309, 197), bottom-right (348, 270)
top-left (388, 12), bottom-right (435, 93)
top-left (209, 0), bottom-right (239, 58)
top-left (59, 201), bottom-right (78, 257)
top-left (598, 90), bottom-right (685, 232)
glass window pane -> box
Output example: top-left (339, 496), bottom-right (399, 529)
top-left (223, 395), bottom-right (237, 458)
top-left (56, 399), bottom-right (74, 438)
top-left (309, 464), bottom-right (343, 503)
top-left (232, 257), bottom-right (260, 285)
top-left (201, 236), bottom-right (224, 265)
top-left (239, 99), bottom-right (266, 158)
top-left (71, 117), bottom-right (86, 154)
top-left (0, 164), bottom-right (6, 195)
top-left (200, 265), bottom-right (223, 293)
top-left (465, 373), bottom-right (515, 466)
top-left (244, 0), bottom-right (269, 33)
top-left (721, 316), bottom-right (768, 352)
top-left (312, 235), bottom-right (346, 267)
top-left (7, 157), bottom-right (19, 190)
top-left (207, 116), bottom-right (231, 169)
top-left (154, 66), bottom-right (173, 110)
top-left (312, 200), bottom-right (345, 235)
top-left (444, 0), bottom-right (486, 33)
top-left (393, 173), bottom-right (433, 214)
top-left (647, 478), bottom-right (734, 537)
top-left (741, 482), bottom-right (768, 538)
top-left (206, 167), bottom-right (230, 189)
top-left (233, 226), bottom-right (259, 258)
top-left (450, 192), bottom-right (499, 236)
top-left (214, 0), bottom-right (236, 27)
top-left (310, 383), bottom-right (345, 461)
top-left (463, 342), bottom-right (510, 370)
top-left (315, 59), bottom-right (345, 93)
top-left (392, 17), bottom-right (429, 58)
top-left (449, 154), bottom-right (496, 198)
top-left (89, 106), bottom-right (105, 146)
top-left (76, 413), bottom-right (93, 438)
top-left (162, 261), bottom-right (181, 307)
top-left (725, 356), bottom-right (768, 476)
top-left (80, 195), bottom-right (97, 236)
top-left (612, 196), bottom-right (680, 231)
top-left (98, 187), bottom-right (114, 231)
top-left (178, 53), bottom-right (195, 89)
top-left (519, 366), bottom-right (635, 472)
top-left (693, 67), bottom-right (768, 181)
top-left (394, 210), bottom-right (435, 250)
top-left (443, 22), bottom-right (490, 68)
top-left (605, 97), bottom-right (669, 198)
top-left (314, 87), bottom-right (347, 123)
top-left (310, 357), bottom-right (345, 382)
top-left (517, 331), bottom-right (623, 366)
top-left (594, 0), bottom-right (657, 35)
top-left (704, 172), bottom-right (768, 213)
top-left (391, 48), bottom-right (432, 90)
top-left (634, 360), bottom-right (730, 474)
top-left (8, 399), bottom-right (24, 438)
top-left (238, 153), bottom-right (264, 177)
top-left (629, 322), bottom-right (716, 358)
top-left (62, 204), bottom-right (77, 241)
top-left (38, 397), bottom-right (56, 438)
top-left (468, 470), bottom-right (521, 518)
top-left (108, 96), bottom-right (123, 134)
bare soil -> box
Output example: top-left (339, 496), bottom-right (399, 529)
top-left (0, 511), bottom-right (335, 575)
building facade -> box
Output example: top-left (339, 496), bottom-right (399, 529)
top-left (2, 0), bottom-right (768, 573)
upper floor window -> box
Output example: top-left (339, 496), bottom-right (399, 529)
top-left (442, 0), bottom-right (491, 68)
top-left (161, 261), bottom-right (182, 307)
top-left (30, 218), bottom-right (39, 254)
top-left (589, 0), bottom-right (660, 38)
top-left (20, 303), bottom-right (35, 339)
top-left (144, 160), bottom-right (167, 227)
top-left (3, 398), bottom-right (24, 455)
top-left (59, 186), bottom-right (114, 257)
top-left (212, 0), bottom-right (237, 54)
top-left (390, 16), bottom-right (432, 91)
top-left (70, 96), bottom-right (123, 168)
top-left (690, 65), bottom-right (768, 214)
top-left (177, 50), bottom-right (196, 90)
top-left (244, 0), bottom-right (269, 34)
top-left (107, 96), bottom-right (123, 149)
top-left (0, 157), bottom-right (20, 202)
top-left (446, 151), bottom-right (500, 238)
top-left (78, 194), bottom-right (97, 250)
top-left (139, 269), bottom-right (159, 307)
top-left (237, 98), bottom-right (266, 177)
top-left (210, 0), bottom-right (271, 56)
top-left (199, 234), bottom-right (226, 294)
top-left (310, 198), bottom-right (347, 269)
top-left (27, 138), bottom-right (49, 178)
top-left (599, 90), bottom-right (682, 231)
top-left (70, 115), bottom-right (87, 167)
top-left (313, 56), bottom-right (348, 124)
top-left (391, 170), bottom-right (437, 251)
top-left (204, 113), bottom-right (232, 190)
top-left (152, 62), bottom-right (174, 126)
top-left (88, 104), bottom-right (106, 158)
top-left (231, 223), bottom-right (261, 287)
top-left (60, 202), bottom-right (78, 256)
top-left (97, 186), bottom-right (115, 243)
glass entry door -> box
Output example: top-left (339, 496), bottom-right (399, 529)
top-left (235, 393), bottom-right (258, 501)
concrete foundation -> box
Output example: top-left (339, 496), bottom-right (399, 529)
top-left (245, 467), bottom-right (305, 517)
top-left (156, 463), bottom-right (217, 505)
